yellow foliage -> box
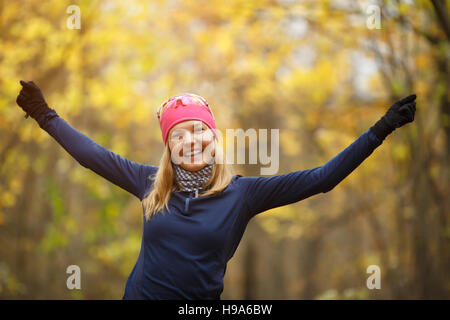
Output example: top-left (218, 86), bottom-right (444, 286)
top-left (0, 0), bottom-right (447, 299)
top-left (392, 143), bottom-right (410, 161)
top-left (280, 130), bottom-right (301, 156)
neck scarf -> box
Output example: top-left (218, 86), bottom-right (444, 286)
top-left (172, 161), bottom-right (214, 193)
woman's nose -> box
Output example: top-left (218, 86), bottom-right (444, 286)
top-left (182, 132), bottom-right (194, 143)
top-left (181, 133), bottom-right (201, 147)
top-left (184, 131), bottom-right (204, 142)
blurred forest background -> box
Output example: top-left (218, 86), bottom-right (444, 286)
top-left (0, 0), bottom-right (449, 299)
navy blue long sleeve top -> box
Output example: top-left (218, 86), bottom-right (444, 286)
top-left (37, 110), bottom-right (383, 299)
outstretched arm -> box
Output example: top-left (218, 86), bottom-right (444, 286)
top-left (41, 112), bottom-right (157, 200)
top-left (16, 80), bottom-right (157, 200)
top-left (240, 128), bottom-right (382, 218)
top-left (240, 94), bottom-right (417, 218)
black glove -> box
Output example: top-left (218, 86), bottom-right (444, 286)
top-left (370, 94), bottom-right (417, 141)
top-left (16, 80), bottom-right (54, 120)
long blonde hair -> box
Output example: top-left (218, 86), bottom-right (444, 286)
top-left (142, 140), bottom-right (235, 221)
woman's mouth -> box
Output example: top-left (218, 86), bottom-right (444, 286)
top-left (184, 150), bottom-right (202, 157)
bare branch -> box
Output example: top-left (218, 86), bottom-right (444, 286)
top-left (431, 0), bottom-right (450, 41)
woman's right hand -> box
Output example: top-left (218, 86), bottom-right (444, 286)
top-left (16, 80), bottom-right (53, 120)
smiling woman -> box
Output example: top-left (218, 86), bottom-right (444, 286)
top-left (142, 93), bottom-right (235, 224)
top-left (15, 81), bottom-right (416, 300)
top-left (168, 120), bottom-right (216, 171)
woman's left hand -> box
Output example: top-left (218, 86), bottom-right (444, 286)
top-left (383, 94), bottom-right (417, 128)
top-left (370, 94), bottom-right (417, 141)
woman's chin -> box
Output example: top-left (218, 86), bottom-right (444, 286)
top-left (180, 156), bottom-right (212, 171)
top-left (180, 162), bottom-right (206, 171)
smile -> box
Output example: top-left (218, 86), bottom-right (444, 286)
top-left (184, 150), bottom-right (202, 157)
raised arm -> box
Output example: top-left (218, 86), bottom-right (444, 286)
top-left (240, 128), bottom-right (382, 218)
top-left (240, 94), bottom-right (417, 219)
top-left (16, 80), bottom-right (157, 200)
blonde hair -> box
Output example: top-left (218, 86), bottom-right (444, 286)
top-left (142, 140), bottom-right (235, 222)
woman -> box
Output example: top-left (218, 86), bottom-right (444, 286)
top-left (16, 80), bottom-right (416, 299)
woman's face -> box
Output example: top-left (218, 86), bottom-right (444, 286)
top-left (168, 120), bottom-right (216, 171)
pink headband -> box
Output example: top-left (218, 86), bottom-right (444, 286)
top-left (158, 94), bottom-right (218, 145)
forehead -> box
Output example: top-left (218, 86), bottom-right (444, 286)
top-left (171, 120), bottom-right (207, 130)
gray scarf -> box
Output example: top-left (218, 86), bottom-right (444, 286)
top-left (172, 161), bottom-right (214, 194)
